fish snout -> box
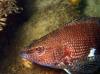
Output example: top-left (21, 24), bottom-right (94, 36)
top-left (19, 51), bottom-right (29, 60)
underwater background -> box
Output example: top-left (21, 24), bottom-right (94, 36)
top-left (0, 0), bottom-right (100, 74)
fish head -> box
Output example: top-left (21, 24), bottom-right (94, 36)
top-left (20, 45), bottom-right (57, 68)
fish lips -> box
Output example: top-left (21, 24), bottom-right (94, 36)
top-left (19, 51), bottom-right (29, 60)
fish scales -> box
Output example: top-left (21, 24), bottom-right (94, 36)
top-left (20, 17), bottom-right (100, 73)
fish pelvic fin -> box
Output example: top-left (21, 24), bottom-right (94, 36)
top-left (63, 68), bottom-right (72, 74)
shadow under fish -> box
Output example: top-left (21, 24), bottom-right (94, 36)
top-left (19, 17), bottom-right (100, 74)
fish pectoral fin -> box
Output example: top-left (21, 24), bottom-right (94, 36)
top-left (57, 62), bottom-right (66, 68)
top-left (63, 68), bottom-right (72, 74)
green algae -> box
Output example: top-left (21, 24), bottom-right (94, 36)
top-left (84, 0), bottom-right (100, 17)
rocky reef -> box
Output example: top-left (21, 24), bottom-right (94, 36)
top-left (0, 0), bottom-right (21, 31)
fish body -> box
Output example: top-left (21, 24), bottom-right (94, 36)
top-left (20, 17), bottom-right (100, 73)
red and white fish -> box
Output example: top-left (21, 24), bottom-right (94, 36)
top-left (20, 17), bottom-right (100, 74)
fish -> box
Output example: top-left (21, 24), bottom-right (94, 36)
top-left (20, 17), bottom-right (100, 74)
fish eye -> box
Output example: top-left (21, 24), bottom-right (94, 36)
top-left (35, 46), bottom-right (45, 54)
top-left (26, 49), bottom-right (34, 54)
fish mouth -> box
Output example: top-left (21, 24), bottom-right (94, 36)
top-left (19, 51), bottom-right (29, 60)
